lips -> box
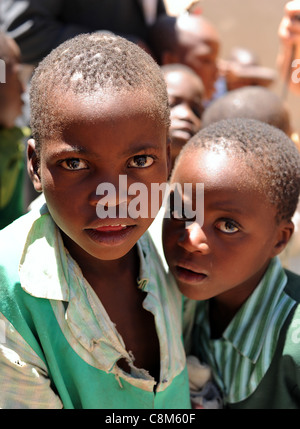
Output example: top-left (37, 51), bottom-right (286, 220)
top-left (95, 224), bottom-right (127, 232)
top-left (85, 223), bottom-right (136, 246)
top-left (174, 261), bottom-right (207, 284)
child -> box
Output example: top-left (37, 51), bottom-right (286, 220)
top-left (150, 13), bottom-right (220, 103)
top-left (277, 0), bottom-right (300, 96)
top-left (149, 63), bottom-right (204, 271)
top-left (162, 117), bottom-right (300, 408)
top-left (161, 63), bottom-right (204, 171)
top-left (0, 33), bottom-right (191, 409)
top-left (0, 31), bottom-right (28, 229)
top-left (201, 85), bottom-right (291, 136)
top-left (219, 46), bottom-right (276, 92)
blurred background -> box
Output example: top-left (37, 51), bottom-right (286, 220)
top-left (164, 0), bottom-right (299, 133)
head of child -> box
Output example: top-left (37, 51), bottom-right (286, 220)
top-left (0, 31), bottom-right (24, 128)
top-left (220, 46), bottom-right (276, 91)
top-left (28, 33), bottom-right (171, 264)
top-left (202, 85), bottom-right (291, 137)
top-left (163, 118), bottom-right (300, 313)
top-left (150, 14), bottom-right (220, 102)
top-left (161, 64), bottom-right (204, 170)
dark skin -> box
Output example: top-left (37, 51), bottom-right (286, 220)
top-left (28, 89), bottom-right (171, 383)
top-left (163, 149), bottom-right (294, 339)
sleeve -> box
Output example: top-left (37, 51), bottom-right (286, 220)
top-left (0, 313), bottom-right (63, 409)
top-left (0, 0), bottom-right (90, 64)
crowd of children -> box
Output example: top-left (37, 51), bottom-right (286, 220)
top-left (0, 0), bottom-right (300, 410)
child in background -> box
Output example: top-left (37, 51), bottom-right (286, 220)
top-left (218, 46), bottom-right (276, 92)
top-left (278, 0), bottom-right (300, 96)
top-left (161, 63), bottom-right (204, 171)
top-left (0, 33), bottom-right (190, 409)
top-left (200, 85), bottom-right (300, 276)
top-left (149, 63), bottom-right (204, 270)
top-left (163, 118), bottom-right (300, 408)
top-left (201, 85), bottom-right (291, 136)
top-left (0, 31), bottom-right (28, 229)
top-left (150, 13), bottom-right (220, 104)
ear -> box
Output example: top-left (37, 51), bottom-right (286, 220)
top-left (271, 220), bottom-right (294, 257)
top-left (27, 138), bottom-right (43, 192)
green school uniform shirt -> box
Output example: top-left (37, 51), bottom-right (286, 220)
top-left (0, 204), bottom-right (191, 409)
top-left (0, 126), bottom-right (30, 230)
top-left (191, 257), bottom-right (300, 408)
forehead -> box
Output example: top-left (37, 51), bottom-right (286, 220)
top-left (46, 87), bottom-right (165, 130)
top-left (173, 147), bottom-right (258, 190)
top-left (165, 70), bottom-right (203, 89)
top-left (177, 19), bottom-right (219, 52)
top-left (40, 88), bottom-right (168, 157)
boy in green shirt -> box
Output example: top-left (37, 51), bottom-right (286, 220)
top-left (163, 118), bottom-right (300, 408)
top-left (0, 33), bottom-right (190, 409)
top-left (0, 31), bottom-right (28, 229)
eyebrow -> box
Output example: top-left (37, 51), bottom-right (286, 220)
top-left (50, 142), bottom-right (163, 159)
top-left (208, 202), bottom-right (246, 215)
top-left (121, 143), bottom-right (163, 157)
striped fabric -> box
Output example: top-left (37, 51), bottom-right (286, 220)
top-left (193, 257), bottom-right (297, 404)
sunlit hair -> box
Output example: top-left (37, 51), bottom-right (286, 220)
top-left (202, 86), bottom-right (291, 135)
top-left (30, 32), bottom-right (170, 151)
top-left (177, 118), bottom-right (300, 222)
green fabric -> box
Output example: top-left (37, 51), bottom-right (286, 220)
top-left (229, 300), bottom-right (300, 409)
top-left (0, 280), bottom-right (190, 409)
top-left (192, 266), bottom-right (300, 409)
top-left (0, 126), bottom-right (29, 229)
top-left (0, 209), bottom-right (191, 409)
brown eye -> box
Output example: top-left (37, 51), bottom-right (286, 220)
top-left (128, 155), bottom-right (154, 168)
top-left (216, 219), bottom-right (239, 234)
top-left (61, 158), bottom-right (88, 170)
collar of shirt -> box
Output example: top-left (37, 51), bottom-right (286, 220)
top-left (194, 257), bottom-right (297, 403)
top-left (222, 257), bottom-right (289, 363)
top-left (17, 204), bottom-right (185, 391)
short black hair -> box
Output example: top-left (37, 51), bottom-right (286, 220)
top-left (202, 86), bottom-right (290, 135)
top-left (30, 32), bottom-right (170, 149)
top-left (178, 118), bottom-right (300, 222)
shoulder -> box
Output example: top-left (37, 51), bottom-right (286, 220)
top-left (283, 302), bottom-right (300, 366)
top-left (284, 269), bottom-right (300, 302)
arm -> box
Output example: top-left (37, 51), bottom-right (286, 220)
top-left (0, 0), bottom-right (90, 65)
top-left (277, 1), bottom-right (300, 95)
top-left (0, 313), bottom-right (62, 408)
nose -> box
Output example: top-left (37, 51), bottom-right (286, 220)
top-left (178, 222), bottom-right (210, 254)
top-left (88, 173), bottom-right (128, 211)
top-left (174, 103), bottom-right (194, 122)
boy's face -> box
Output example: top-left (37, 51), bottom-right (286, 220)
top-left (0, 39), bottom-right (24, 128)
top-left (178, 38), bottom-right (219, 101)
top-left (29, 90), bottom-right (170, 262)
top-left (163, 149), bottom-right (293, 305)
top-left (164, 70), bottom-right (204, 168)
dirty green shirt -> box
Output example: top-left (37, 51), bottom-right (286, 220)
top-left (0, 205), bottom-right (191, 409)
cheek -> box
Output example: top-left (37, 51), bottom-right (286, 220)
top-left (162, 219), bottom-right (179, 253)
